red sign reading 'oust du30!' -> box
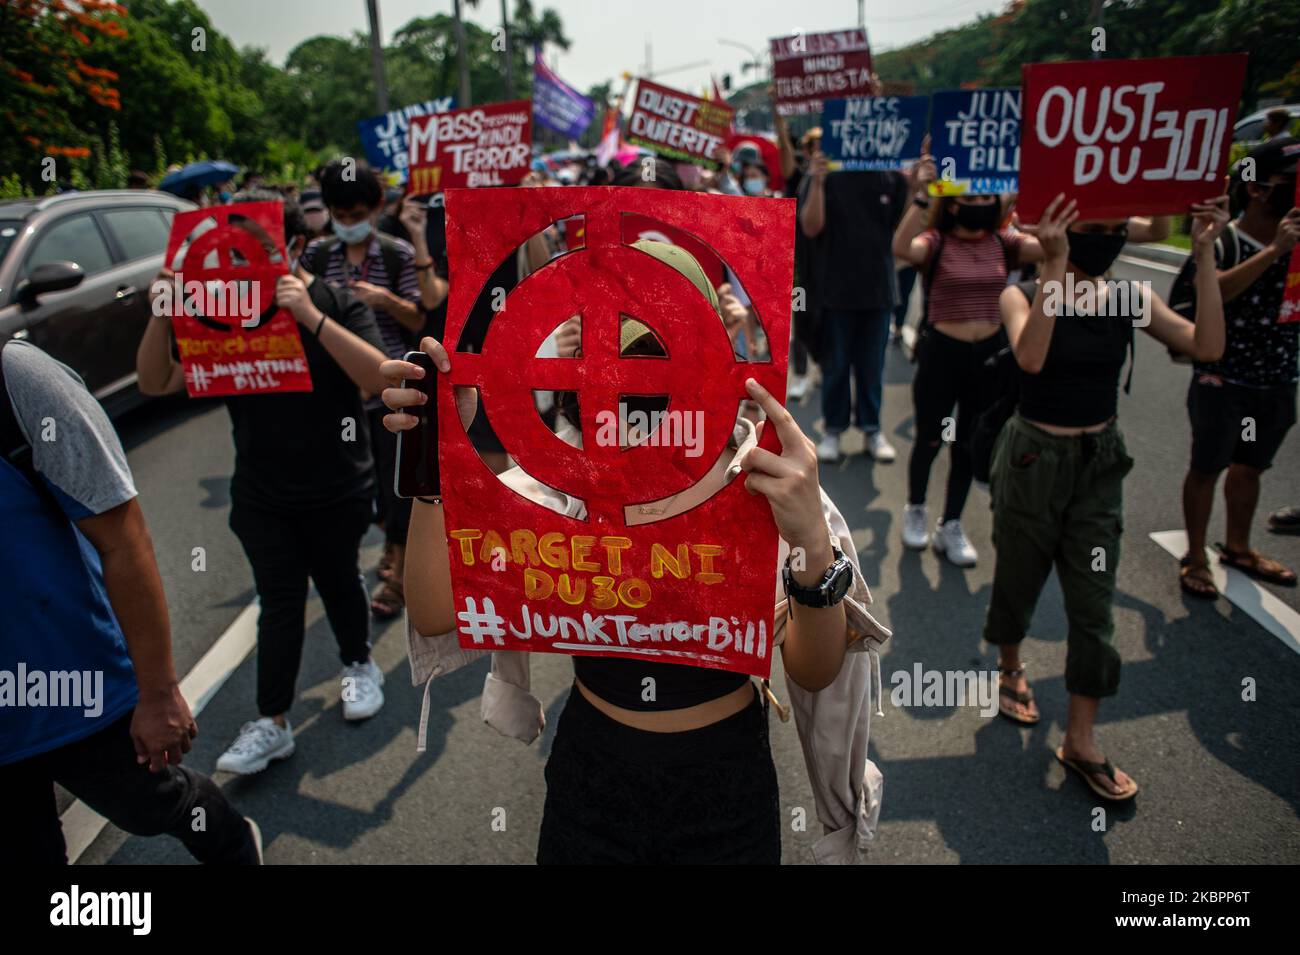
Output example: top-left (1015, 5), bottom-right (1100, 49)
top-left (438, 186), bottom-right (794, 677)
top-left (1017, 54), bottom-right (1248, 222)
top-left (406, 99), bottom-right (532, 194)
top-left (626, 79), bottom-right (735, 169)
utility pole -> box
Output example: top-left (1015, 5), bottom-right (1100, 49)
top-left (858, 0), bottom-right (865, 28)
top-left (365, 0), bottom-right (389, 113)
top-left (454, 0), bottom-right (472, 107)
top-left (500, 0), bottom-right (514, 97)
top-left (1091, 0), bottom-right (1105, 59)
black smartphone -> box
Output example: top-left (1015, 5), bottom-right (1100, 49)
top-left (394, 350), bottom-right (440, 499)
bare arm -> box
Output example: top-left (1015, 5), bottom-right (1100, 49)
top-left (1218, 210), bottom-right (1299, 302)
top-left (1143, 196), bottom-right (1230, 362)
top-left (772, 90), bottom-right (797, 180)
top-left (76, 498), bottom-right (196, 771)
top-left (1003, 194), bottom-right (1077, 375)
top-left (739, 380), bottom-right (847, 692)
top-left (799, 151), bottom-right (828, 238)
top-left (381, 337), bottom-right (471, 636)
top-left (136, 270), bottom-right (186, 395)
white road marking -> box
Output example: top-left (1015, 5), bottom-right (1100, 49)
top-left (1150, 530), bottom-right (1300, 655)
top-left (63, 601), bottom-right (260, 864)
top-left (1117, 253), bottom-right (1182, 275)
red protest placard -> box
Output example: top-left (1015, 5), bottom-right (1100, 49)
top-left (770, 28), bottom-right (874, 117)
top-left (407, 99), bottom-right (533, 194)
top-left (162, 201), bottom-right (311, 397)
top-left (439, 186), bottom-right (794, 677)
top-left (1282, 175), bottom-right (1300, 324)
top-left (1018, 54), bottom-right (1248, 222)
top-left (626, 79), bottom-right (734, 169)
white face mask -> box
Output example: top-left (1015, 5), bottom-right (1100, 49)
top-left (332, 217), bottom-right (372, 245)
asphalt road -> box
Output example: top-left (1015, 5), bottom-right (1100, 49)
top-left (82, 255), bottom-right (1300, 864)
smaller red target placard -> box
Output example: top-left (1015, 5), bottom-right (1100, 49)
top-left (162, 201), bottom-right (311, 397)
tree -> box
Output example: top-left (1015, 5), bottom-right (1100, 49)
top-left (0, 0), bottom-right (128, 186)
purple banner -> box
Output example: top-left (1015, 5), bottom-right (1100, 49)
top-left (532, 54), bottom-right (595, 139)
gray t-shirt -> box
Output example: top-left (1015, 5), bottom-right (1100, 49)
top-left (2, 339), bottom-right (135, 519)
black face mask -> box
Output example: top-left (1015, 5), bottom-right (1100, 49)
top-left (954, 202), bottom-right (1000, 232)
top-left (1266, 179), bottom-right (1297, 217)
top-left (1067, 229), bottom-right (1128, 276)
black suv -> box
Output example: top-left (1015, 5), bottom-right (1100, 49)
top-left (0, 190), bottom-right (193, 416)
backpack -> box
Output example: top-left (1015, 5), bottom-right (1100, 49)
top-left (968, 279), bottom-right (1136, 484)
top-left (913, 230), bottom-right (1016, 362)
top-left (0, 340), bottom-right (63, 515)
top-left (306, 233), bottom-right (408, 295)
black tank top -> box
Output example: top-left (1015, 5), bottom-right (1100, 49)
top-left (1013, 280), bottom-right (1135, 427)
top-left (573, 656), bottom-right (749, 711)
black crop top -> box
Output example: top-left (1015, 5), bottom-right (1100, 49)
top-left (573, 655), bottom-right (749, 711)
top-left (1013, 280), bottom-right (1134, 428)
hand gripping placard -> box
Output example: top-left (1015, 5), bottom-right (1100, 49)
top-left (441, 186), bottom-right (794, 677)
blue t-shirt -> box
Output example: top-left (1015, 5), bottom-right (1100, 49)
top-left (0, 341), bottom-right (139, 764)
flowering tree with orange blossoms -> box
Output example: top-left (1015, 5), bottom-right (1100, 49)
top-left (1, 0), bottom-right (128, 187)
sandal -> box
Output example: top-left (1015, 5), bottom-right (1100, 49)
top-left (370, 579), bottom-right (405, 620)
top-left (1214, 542), bottom-right (1297, 587)
top-left (1055, 745), bottom-right (1139, 801)
top-left (1268, 506), bottom-right (1300, 536)
top-left (997, 666), bottom-right (1040, 725)
top-left (1178, 556), bottom-right (1219, 599)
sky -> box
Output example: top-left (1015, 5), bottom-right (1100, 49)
top-left (196, 0), bottom-right (1007, 97)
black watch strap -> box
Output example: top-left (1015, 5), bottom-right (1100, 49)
top-left (784, 545), bottom-right (851, 609)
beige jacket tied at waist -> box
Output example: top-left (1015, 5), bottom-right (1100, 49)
top-left (405, 445), bottom-right (892, 865)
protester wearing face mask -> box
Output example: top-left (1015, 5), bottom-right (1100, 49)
top-left (306, 159), bottom-right (424, 620)
top-left (741, 160), bottom-right (770, 197)
top-left (799, 123), bottom-right (912, 464)
top-left (984, 191), bottom-right (1229, 801)
top-left (1176, 136), bottom-right (1300, 598)
top-left (892, 142), bottom-right (1047, 566)
top-left (299, 189), bottom-right (331, 238)
top-left (136, 192), bottom-right (392, 776)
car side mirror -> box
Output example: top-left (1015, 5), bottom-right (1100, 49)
top-left (17, 261), bottom-right (84, 307)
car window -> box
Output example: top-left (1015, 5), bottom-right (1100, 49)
top-left (25, 214), bottom-right (113, 277)
top-left (1235, 119), bottom-right (1264, 142)
top-left (101, 207), bottom-right (170, 262)
top-left (0, 220), bottom-right (22, 268)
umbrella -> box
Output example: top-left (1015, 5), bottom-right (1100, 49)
top-left (158, 160), bottom-right (240, 196)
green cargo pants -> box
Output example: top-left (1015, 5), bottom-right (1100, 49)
top-left (982, 414), bottom-right (1134, 698)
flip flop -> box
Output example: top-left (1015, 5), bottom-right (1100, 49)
top-left (997, 666), bottom-right (1040, 725)
top-left (1214, 542), bottom-right (1297, 587)
top-left (1054, 746), bottom-right (1139, 801)
top-left (1178, 556), bottom-right (1219, 599)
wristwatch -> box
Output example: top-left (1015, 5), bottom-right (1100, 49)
top-left (783, 545), bottom-right (853, 609)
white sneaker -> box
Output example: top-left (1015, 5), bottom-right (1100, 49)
top-left (788, 375), bottom-right (810, 400)
top-left (866, 431), bottom-right (897, 463)
top-left (816, 433), bottom-right (841, 462)
top-left (902, 504), bottom-right (930, 550)
top-left (216, 718), bottom-right (294, 775)
top-left (933, 519), bottom-right (978, 567)
top-left (341, 658), bottom-right (385, 721)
